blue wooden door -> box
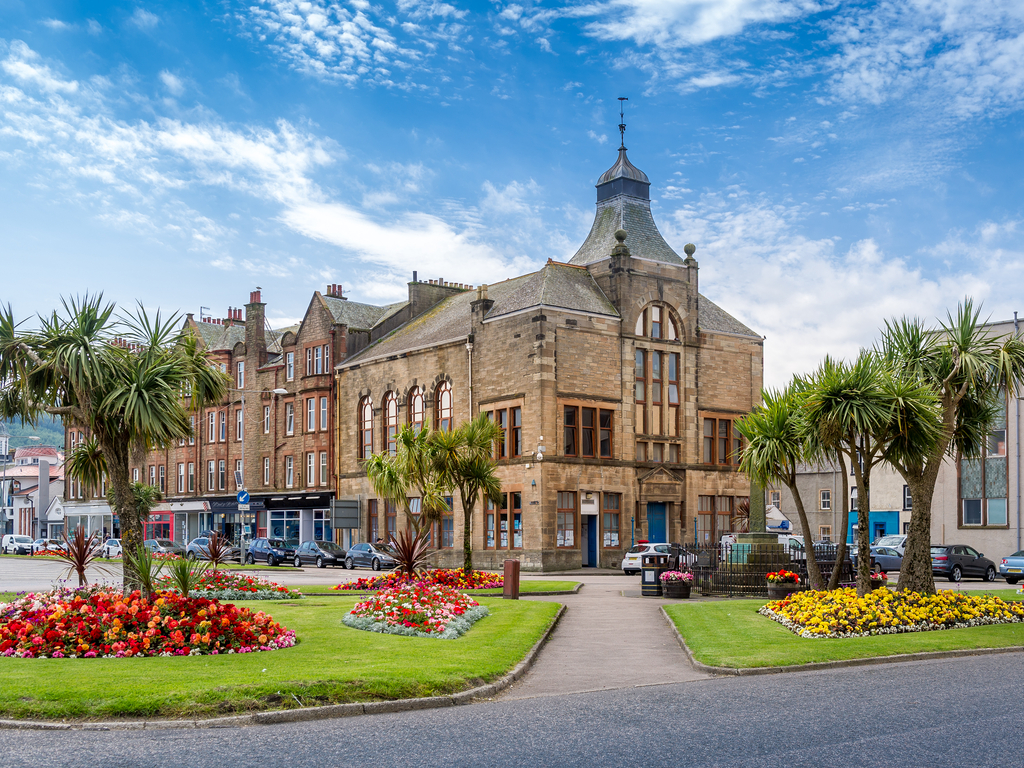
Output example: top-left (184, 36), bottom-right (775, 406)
top-left (647, 503), bottom-right (667, 543)
top-left (587, 516), bottom-right (598, 566)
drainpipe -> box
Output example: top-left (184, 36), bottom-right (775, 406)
top-left (1016, 311), bottom-right (1021, 551)
top-left (466, 336), bottom-right (474, 417)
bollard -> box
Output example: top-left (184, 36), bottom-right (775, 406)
top-left (503, 559), bottom-right (521, 599)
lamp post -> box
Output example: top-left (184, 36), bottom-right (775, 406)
top-left (233, 387), bottom-right (287, 553)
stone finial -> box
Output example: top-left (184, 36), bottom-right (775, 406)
top-left (614, 229), bottom-right (627, 243)
top-left (684, 243), bottom-right (696, 257)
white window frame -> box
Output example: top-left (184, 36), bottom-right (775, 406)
top-left (263, 405), bottom-right (270, 434)
top-left (207, 460), bottom-right (215, 491)
top-left (307, 397), bottom-right (316, 432)
top-left (236, 360), bottom-right (245, 389)
top-left (819, 489), bottom-right (831, 511)
top-left (285, 456), bottom-right (294, 488)
top-left (236, 408), bottom-right (243, 441)
top-left (219, 411), bottom-right (226, 442)
top-left (263, 457), bottom-right (270, 486)
top-left (286, 402), bottom-right (294, 435)
top-left (320, 396), bottom-right (328, 431)
top-left (286, 351), bottom-right (295, 381)
top-left (306, 452), bottom-right (315, 487)
top-left (319, 451), bottom-right (328, 486)
top-left (177, 463), bottom-right (184, 493)
top-left (218, 459), bottom-right (226, 491)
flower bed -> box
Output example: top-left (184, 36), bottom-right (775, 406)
top-left (0, 588), bottom-right (296, 658)
top-left (333, 568), bottom-right (503, 592)
top-left (766, 569), bottom-right (800, 584)
top-left (660, 570), bottom-right (694, 583)
top-left (155, 570), bottom-right (302, 600)
top-left (342, 583), bottom-right (489, 639)
top-left (31, 549), bottom-right (66, 558)
top-left (760, 587), bottom-right (1024, 639)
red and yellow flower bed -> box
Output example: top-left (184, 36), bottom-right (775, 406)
top-left (760, 587), bottom-right (1024, 638)
top-left (343, 583), bottom-right (489, 639)
top-left (333, 568), bottom-right (503, 592)
top-left (0, 588), bottom-right (296, 658)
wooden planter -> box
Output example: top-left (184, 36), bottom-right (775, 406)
top-left (663, 581), bottom-right (692, 599)
top-left (766, 581), bottom-right (803, 599)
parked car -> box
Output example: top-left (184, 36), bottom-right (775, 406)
top-left (873, 534), bottom-right (908, 556)
top-left (101, 538), bottom-right (122, 558)
top-left (293, 540), bottom-right (347, 568)
top-left (246, 537), bottom-right (295, 566)
top-left (32, 538), bottom-right (67, 554)
top-left (867, 546), bottom-right (903, 573)
top-left (144, 539), bottom-right (186, 556)
top-left (999, 550), bottom-right (1024, 584)
top-left (186, 536), bottom-right (242, 562)
top-left (621, 542), bottom-right (670, 575)
top-left (930, 544), bottom-right (998, 582)
top-left (345, 541), bottom-right (397, 571)
top-left (2, 535), bottom-right (34, 555)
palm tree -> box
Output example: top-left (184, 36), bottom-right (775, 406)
top-left (736, 382), bottom-right (826, 590)
top-left (0, 295), bottom-right (228, 590)
top-left (804, 353), bottom-right (941, 596)
top-left (879, 301), bottom-right (1024, 594)
top-left (429, 414), bottom-right (504, 574)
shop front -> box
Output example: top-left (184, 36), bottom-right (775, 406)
top-left (260, 492), bottom-right (334, 546)
top-left (63, 501), bottom-right (116, 541)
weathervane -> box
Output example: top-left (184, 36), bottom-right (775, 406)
top-left (618, 96), bottom-right (628, 150)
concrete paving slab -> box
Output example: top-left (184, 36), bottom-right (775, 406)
top-left (499, 574), bottom-right (709, 700)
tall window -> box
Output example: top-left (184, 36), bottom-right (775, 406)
top-left (158, 465), bottom-right (165, 493)
top-left (599, 410), bottom-right (613, 458)
top-left (436, 382), bottom-right (453, 432)
top-left (306, 347), bottom-right (313, 376)
top-left (484, 492), bottom-right (523, 550)
top-left (651, 351), bottom-right (662, 404)
top-left (488, 406), bottom-right (522, 459)
top-left (149, 465), bottom-right (155, 487)
top-left (634, 350), bottom-right (646, 403)
top-left (319, 451), bottom-right (328, 486)
top-left (820, 489), bottom-right (831, 511)
top-left (557, 491), bottom-right (576, 548)
top-left (702, 416), bottom-right (741, 465)
top-left (384, 393), bottom-right (398, 456)
top-left (322, 343), bottom-right (331, 372)
top-left (307, 397), bottom-right (316, 432)
top-left (286, 351), bottom-right (295, 380)
top-left (177, 463), bottom-right (184, 493)
top-left (236, 408), bottom-right (243, 441)
top-left (234, 460), bottom-right (242, 489)
top-left (219, 411), bottom-right (226, 442)
top-left (564, 406), bottom-right (577, 456)
top-left (409, 387), bottom-right (424, 433)
top-left (769, 489), bottom-right (782, 509)
top-left (903, 485), bottom-right (912, 511)
top-left (306, 452), bottom-right (315, 487)
top-left (236, 360), bottom-right (245, 389)
top-left (187, 462), bottom-right (195, 492)
top-left (208, 412), bottom-right (215, 443)
top-left (263, 457), bottom-right (270, 486)
top-left (218, 460), bottom-right (225, 490)
top-left (667, 353), bottom-right (679, 405)
top-left (602, 493), bottom-right (620, 548)
top-left (360, 398), bottom-right (374, 459)
top-left (563, 406), bottom-right (612, 458)
top-left (961, 408), bottom-right (1008, 527)
top-left (496, 409), bottom-right (508, 459)
top-left (285, 402), bottom-right (294, 435)
top-left (285, 456), bottom-right (294, 487)
top-left (697, 495), bottom-right (743, 544)
top-left (819, 525), bottom-right (832, 542)
top-left (263, 405), bottom-right (270, 434)
top-left (314, 346), bottom-right (322, 375)
top-left (207, 460), bottom-right (215, 491)
top-left (320, 396), bottom-right (328, 431)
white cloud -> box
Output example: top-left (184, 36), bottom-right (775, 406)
top-left (42, 19), bottom-right (71, 31)
top-left (587, 129), bottom-right (608, 144)
top-left (663, 190), bottom-right (1008, 387)
top-left (128, 9), bottom-right (160, 30)
top-left (1, 41), bottom-right (79, 94)
top-left (159, 70), bottom-right (185, 96)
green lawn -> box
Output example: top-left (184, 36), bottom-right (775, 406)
top-left (296, 580), bottom-right (581, 595)
top-left (0, 597), bottom-right (560, 721)
top-left (665, 594), bottom-right (1024, 669)
top-left (1, 555), bottom-right (299, 572)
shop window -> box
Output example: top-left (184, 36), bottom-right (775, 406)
top-left (314, 510), bottom-right (332, 541)
top-left (557, 491), bottom-right (576, 548)
top-left (602, 493), bottom-right (620, 548)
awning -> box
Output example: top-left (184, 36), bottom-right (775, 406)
top-left (263, 493), bottom-right (333, 510)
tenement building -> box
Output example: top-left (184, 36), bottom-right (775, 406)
top-left (335, 141), bottom-right (763, 570)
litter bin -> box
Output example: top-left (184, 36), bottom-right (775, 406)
top-left (503, 559), bottom-right (521, 600)
top-left (641, 552), bottom-right (669, 597)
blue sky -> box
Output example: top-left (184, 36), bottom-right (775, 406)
top-left (2, 0), bottom-right (1023, 386)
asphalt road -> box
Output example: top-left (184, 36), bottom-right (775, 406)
top-left (3, 652), bottom-right (1021, 767)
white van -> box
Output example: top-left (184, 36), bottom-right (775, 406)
top-left (1, 535), bottom-right (34, 555)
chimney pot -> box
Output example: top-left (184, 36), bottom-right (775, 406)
top-left (413, 271), bottom-right (417, 282)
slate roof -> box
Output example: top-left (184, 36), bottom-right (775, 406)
top-left (698, 294), bottom-right (759, 338)
top-left (192, 321), bottom-right (245, 352)
top-left (486, 262), bottom-right (618, 319)
top-left (343, 264), bottom-right (619, 366)
top-left (321, 295), bottom-right (399, 330)
top-left (597, 148), bottom-right (650, 185)
top-left (569, 196), bottom-right (685, 267)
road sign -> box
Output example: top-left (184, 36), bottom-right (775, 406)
top-left (237, 490), bottom-right (250, 504)
top-left (237, 503), bottom-right (250, 512)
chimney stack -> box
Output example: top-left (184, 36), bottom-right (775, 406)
top-left (245, 288), bottom-right (267, 366)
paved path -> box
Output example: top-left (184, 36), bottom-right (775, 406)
top-left (501, 574), bottom-right (709, 699)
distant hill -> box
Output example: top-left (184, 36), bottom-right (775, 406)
top-left (3, 415), bottom-right (65, 450)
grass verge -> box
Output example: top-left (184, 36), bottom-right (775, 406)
top-left (665, 593), bottom-right (1024, 669)
top-left (296, 580), bottom-right (581, 595)
top-left (0, 596), bottom-right (559, 721)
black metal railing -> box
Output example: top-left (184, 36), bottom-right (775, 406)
top-left (671, 542), bottom-right (854, 597)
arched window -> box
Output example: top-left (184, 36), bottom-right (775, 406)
top-left (409, 387), bottom-right (424, 433)
top-left (436, 382), bottom-right (453, 432)
top-left (359, 398), bottom-right (374, 459)
top-left (384, 393), bottom-right (398, 456)
top-left (635, 305), bottom-right (679, 340)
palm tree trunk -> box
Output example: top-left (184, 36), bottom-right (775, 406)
top-left (827, 455), bottom-right (851, 590)
top-left (852, 464), bottom-right (872, 597)
top-left (787, 478), bottom-right (824, 590)
top-left (103, 439), bottom-right (142, 593)
top-left (896, 471), bottom-right (939, 595)
top-left (461, 487), bottom-right (474, 575)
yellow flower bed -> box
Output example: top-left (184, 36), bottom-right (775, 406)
top-left (760, 588), bottom-right (1024, 639)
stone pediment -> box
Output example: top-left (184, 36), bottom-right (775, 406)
top-left (638, 466), bottom-right (682, 484)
